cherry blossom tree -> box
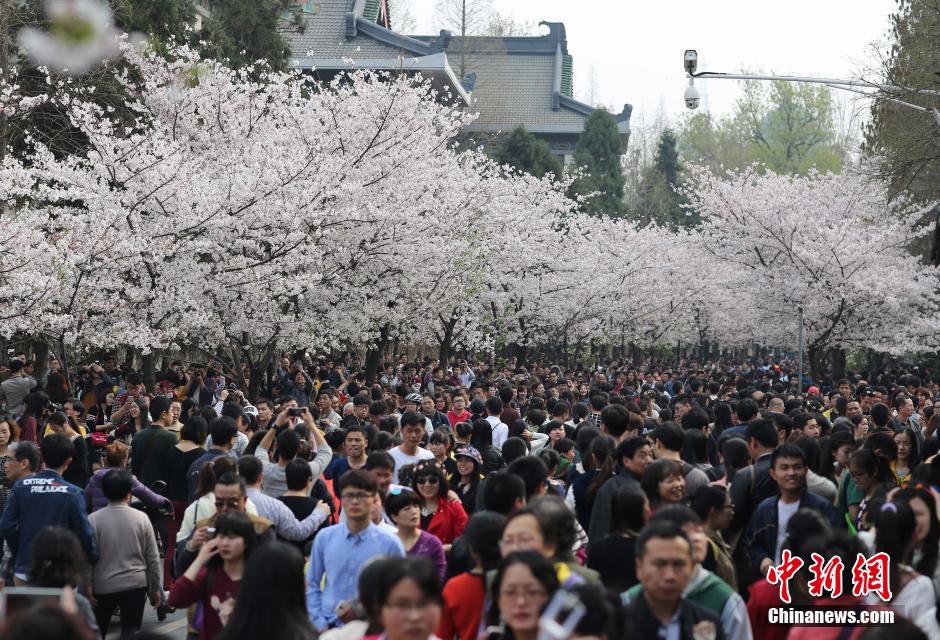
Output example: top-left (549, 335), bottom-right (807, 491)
top-left (685, 166), bottom-right (940, 376)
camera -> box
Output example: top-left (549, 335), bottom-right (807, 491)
top-left (684, 83), bottom-right (700, 110)
top-left (288, 407), bottom-right (305, 417)
top-left (684, 49), bottom-right (698, 75)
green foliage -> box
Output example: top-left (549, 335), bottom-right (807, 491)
top-left (200, 0), bottom-right (294, 72)
top-left (655, 129), bottom-right (681, 185)
top-left (491, 126), bottom-right (563, 180)
top-left (569, 108), bottom-right (626, 217)
top-left (678, 77), bottom-right (847, 177)
top-left (634, 129), bottom-right (695, 229)
top-left (0, 2), bottom-right (134, 160)
top-left (862, 0), bottom-right (940, 201)
top-left (112, 0), bottom-right (196, 50)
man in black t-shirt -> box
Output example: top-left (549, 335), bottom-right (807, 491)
top-left (277, 459), bottom-right (334, 554)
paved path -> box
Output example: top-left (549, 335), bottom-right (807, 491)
top-left (104, 605), bottom-right (189, 640)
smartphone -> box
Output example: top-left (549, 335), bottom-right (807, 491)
top-left (206, 527), bottom-right (216, 536)
top-left (0, 587), bottom-right (65, 620)
top-left (288, 407), bottom-right (304, 417)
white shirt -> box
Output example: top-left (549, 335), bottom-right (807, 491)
top-left (388, 446), bottom-right (434, 483)
top-left (775, 499), bottom-right (800, 563)
top-left (485, 415), bottom-right (508, 449)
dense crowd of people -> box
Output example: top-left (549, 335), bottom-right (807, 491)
top-left (0, 351), bottom-right (939, 640)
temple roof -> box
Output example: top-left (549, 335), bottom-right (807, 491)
top-left (283, 1), bottom-right (631, 137)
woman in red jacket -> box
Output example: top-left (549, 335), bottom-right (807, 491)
top-left (412, 460), bottom-right (467, 549)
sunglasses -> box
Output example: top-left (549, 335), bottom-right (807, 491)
top-left (416, 476), bottom-right (440, 485)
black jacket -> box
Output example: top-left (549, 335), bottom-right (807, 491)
top-left (626, 590), bottom-right (726, 640)
top-left (587, 468), bottom-right (642, 542)
top-left (727, 452), bottom-right (777, 540)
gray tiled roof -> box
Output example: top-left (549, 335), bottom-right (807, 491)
top-left (458, 52), bottom-right (588, 131)
top-left (284, 0), bottom-right (414, 61)
top-left (280, 5), bottom-right (624, 136)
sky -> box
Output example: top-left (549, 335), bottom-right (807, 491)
top-left (403, 0), bottom-right (898, 128)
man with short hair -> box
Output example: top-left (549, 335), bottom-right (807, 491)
top-left (388, 411), bottom-right (435, 483)
top-left (727, 419), bottom-right (779, 549)
top-left (588, 436), bottom-right (652, 542)
top-left (623, 506), bottom-right (750, 640)
top-left (0, 359), bottom-right (37, 416)
top-left (484, 397), bottom-right (508, 449)
top-left (3, 441), bottom-right (40, 488)
top-left (447, 395), bottom-right (471, 427)
top-left (254, 405), bottom-right (332, 498)
top-left (186, 417), bottom-right (238, 501)
top-left (89, 469), bottom-right (162, 637)
top-left (174, 472), bottom-right (274, 576)
top-left (624, 522), bottom-right (725, 640)
top-left (306, 469), bottom-right (404, 631)
top-left (0, 435), bottom-right (99, 584)
top-left (131, 396), bottom-right (179, 488)
top-left (317, 387), bottom-right (343, 429)
top-left (422, 394), bottom-right (450, 430)
top-left (672, 395), bottom-right (693, 422)
top-left (237, 456), bottom-right (329, 541)
top-left (599, 403), bottom-right (631, 442)
top-left (352, 394), bottom-right (371, 424)
top-left (745, 444), bottom-right (842, 576)
top-left (324, 425), bottom-right (368, 493)
top-left (404, 393), bottom-right (434, 436)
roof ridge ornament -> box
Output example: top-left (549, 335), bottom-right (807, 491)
top-left (538, 21), bottom-right (567, 53)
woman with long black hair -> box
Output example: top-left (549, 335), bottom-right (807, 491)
top-left (470, 418), bottom-right (503, 475)
top-left (454, 445), bottom-right (484, 516)
top-left (215, 542), bottom-right (316, 640)
top-left (168, 511), bottom-right (259, 640)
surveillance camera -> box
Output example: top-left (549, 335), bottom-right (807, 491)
top-left (684, 84), bottom-right (700, 110)
top-left (684, 49), bottom-right (698, 75)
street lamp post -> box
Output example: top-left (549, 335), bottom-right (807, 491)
top-left (682, 50), bottom-right (940, 128)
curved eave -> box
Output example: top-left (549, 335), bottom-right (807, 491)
top-left (291, 52), bottom-right (471, 105)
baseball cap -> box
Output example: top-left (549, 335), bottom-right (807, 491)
top-left (455, 445), bottom-right (483, 466)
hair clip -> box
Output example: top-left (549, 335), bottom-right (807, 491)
top-left (881, 502), bottom-right (899, 513)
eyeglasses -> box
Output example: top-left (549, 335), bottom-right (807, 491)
top-left (341, 492), bottom-right (375, 502)
top-left (215, 498), bottom-right (240, 508)
top-left (416, 476), bottom-right (440, 486)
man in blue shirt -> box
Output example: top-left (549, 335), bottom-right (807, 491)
top-left (306, 468), bottom-right (404, 630)
top-left (0, 434), bottom-right (99, 583)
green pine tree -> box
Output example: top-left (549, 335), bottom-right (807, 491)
top-left (492, 126), bottom-right (563, 180)
top-left (200, 0), bottom-right (295, 72)
top-left (569, 108), bottom-right (626, 217)
top-left (635, 128), bottom-right (696, 229)
top-left (112, 0), bottom-right (196, 50)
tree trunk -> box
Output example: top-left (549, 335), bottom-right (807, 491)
top-left (365, 325), bottom-right (391, 384)
top-left (31, 339), bottom-right (49, 384)
top-left (142, 349), bottom-right (159, 393)
top-left (808, 345), bottom-right (825, 382)
top-left (830, 348), bottom-right (846, 381)
top-left (438, 315), bottom-right (457, 366)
